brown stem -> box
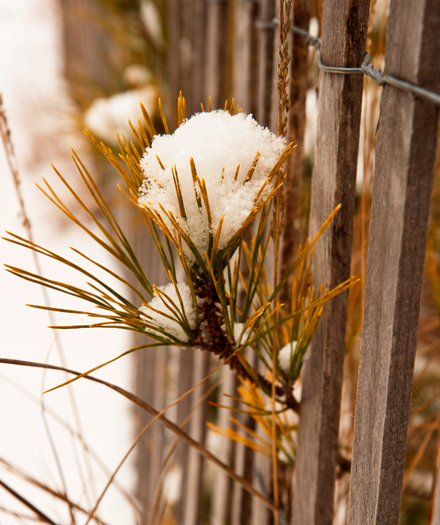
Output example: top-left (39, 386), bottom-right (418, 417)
top-left (194, 275), bottom-right (301, 413)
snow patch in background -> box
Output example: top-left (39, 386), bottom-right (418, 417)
top-left (0, 1), bottom-right (135, 523)
top-left (84, 85), bottom-right (157, 145)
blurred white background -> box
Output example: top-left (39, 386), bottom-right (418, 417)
top-left (0, 1), bottom-right (137, 523)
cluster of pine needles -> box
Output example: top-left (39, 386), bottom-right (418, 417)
top-left (3, 95), bottom-right (356, 463)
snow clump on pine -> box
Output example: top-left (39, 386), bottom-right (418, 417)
top-left (139, 282), bottom-right (196, 342)
top-left (138, 110), bottom-right (286, 263)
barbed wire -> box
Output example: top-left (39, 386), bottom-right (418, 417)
top-left (256, 18), bottom-right (440, 107)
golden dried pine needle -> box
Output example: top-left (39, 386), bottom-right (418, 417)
top-left (129, 119), bottom-right (143, 149)
top-left (207, 423), bottom-right (271, 456)
top-left (208, 96), bottom-right (212, 112)
top-left (189, 158), bottom-right (203, 209)
top-left (229, 416), bottom-right (270, 446)
top-left (267, 142), bottom-right (296, 183)
top-left (177, 91), bottom-right (183, 127)
top-left (234, 164), bottom-right (240, 182)
top-left (229, 98), bottom-right (235, 115)
top-left (171, 166), bottom-right (187, 220)
top-left (42, 346), bottom-right (148, 394)
top-left (254, 178), bottom-right (270, 203)
top-left (158, 98), bottom-right (170, 134)
top-left (156, 155), bottom-right (165, 170)
top-left (244, 152), bottom-right (261, 184)
top-left (138, 119), bottom-right (150, 148)
top-left (198, 177), bottom-right (212, 227)
top-left (212, 215), bottom-right (225, 256)
top-left (140, 101), bottom-right (156, 139)
top-left (130, 141), bottom-right (141, 162)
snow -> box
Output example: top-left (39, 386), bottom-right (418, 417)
top-left (277, 434), bottom-right (295, 465)
top-left (233, 322), bottom-right (250, 346)
top-left (84, 85), bottom-right (157, 145)
top-left (162, 465), bottom-right (182, 506)
top-left (138, 110), bottom-right (286, 264)
top-left (139, 282), bottom-right (196, 342)
top-left (278, 341), bottom-right (298, 373)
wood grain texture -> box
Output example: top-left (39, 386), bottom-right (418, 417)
top-left (432, 447), bottom-right (440, 525)
top-left (347, 0), bottom-right (440, 523)
top-left (183, 352), bottom-right (210, 525)
top-left (188, 0), bottom-right (207, 115)
top-left (231, 350), bottom-right (258, 525)
top-left (210, 369), bottom-right (236, 525)
top-left (280, 0), bottom-right (311, 308)
top-left (233, 0), bottom-right (259, 114)
top-left (256, 0), bottom-right (276, 128)
top-left (205, 0), bottom-right (230, 109)
top-left (292, 1), bottom-right (370, 524)
top-left (174, 348), bottom-right (195, 521)
top-left (167, 0), bottom-right (182, 127)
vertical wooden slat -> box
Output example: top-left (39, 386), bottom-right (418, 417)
top-left (167, 0), bottom-right (181, 126)
top-left (210, 370), bottom-right (236, 525)
top-left (183, 352), bottom-right (210, 525)
top-left (188, 0), bottom-right (207, 114)
top-left (174, 348), bottom-right (195, 521)
top-left (347, 1), bottom-right (440, 523)
top-left (205, 0), bottom-right (230, 109)
top-left (231, 427), bottom-right (248, 525)
top-left (237, 416), bottom-right (257, 524)
top-left (432, 447), bottom-right (440, 525)
top-left (231, 350), bottom-right (257, 525)
top-left (251, 432), bottom-right (272, 525)
top-left (256, 0), bottom-right (276, 128)
top-left (292, 1), bottom-right (370, 524)
top-left (131, 229), bottom-right (169, 515)
top-left (233, 0), bottom-right (259, 114)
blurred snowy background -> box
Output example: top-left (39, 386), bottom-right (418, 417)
top-left (0, 1), bottom-right (136, 523)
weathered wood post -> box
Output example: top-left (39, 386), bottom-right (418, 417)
top-left (347, 0), bottom-right (440, 523)
top-left (292, 1), bottom-right (370, 524)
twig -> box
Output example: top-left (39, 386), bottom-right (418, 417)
top-left (0, 479), bottom-right (57, 525)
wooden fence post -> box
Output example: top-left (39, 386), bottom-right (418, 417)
top-left (292, 1), bottom-right (370, 524)
top-left (347, 0), bottom-right (440, 523)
